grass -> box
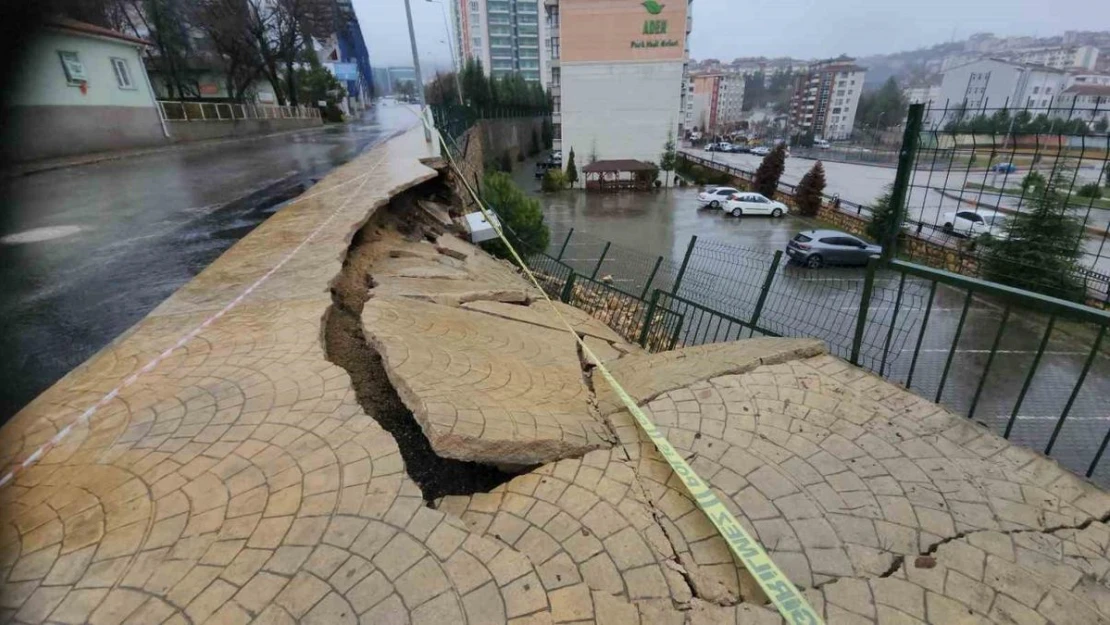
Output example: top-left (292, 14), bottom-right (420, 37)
top-left (963, 182), bottom-right (1110, 210)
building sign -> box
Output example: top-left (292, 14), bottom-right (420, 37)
top-left (562, 0), bottom-right (687, 63)
top-left (332, 63), bottom-right (359, 81)
top-left (631, 13), bottom-right (678, 49)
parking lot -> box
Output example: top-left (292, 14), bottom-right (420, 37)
top-left (531, 182), bottom-right (1110, 484)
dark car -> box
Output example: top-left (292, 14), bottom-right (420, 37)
top-left (786, 229), bottom-right (881, 268)
top-left (535, 161), bottom-right (556, 178)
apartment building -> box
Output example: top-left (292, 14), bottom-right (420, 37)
top-left (545, 0), bottom-right (692, 170)
top-left (788, 58), bottom-right (866, 141)
top-left (1054, 85), bottom-right (1110, 128)
top-left (930, 58), bottom-right (1067, 125)
top-left (689, 73), bottom-right (745, 132)
top-left (1002, 45), bottom-right (1100, 71)
top-left (904, 84), bottom-right (942, 110)
top-left (450, 0), bottom-right (546, 83)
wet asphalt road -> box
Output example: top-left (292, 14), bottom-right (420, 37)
top-left (0, 103), bottom-right (415, 423)
top-left (520, 171), bottom-right (1110, 484)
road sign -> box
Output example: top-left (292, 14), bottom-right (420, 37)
top-left (332, 63), bottom-right (358, 81)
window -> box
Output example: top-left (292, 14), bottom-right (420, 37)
top-left (469, 1), bottom-right (478, 9)
top-left (1033, 86), bottom-right (1040, 94)
top-left (1045, 86), bottom-right (1052, 94)
top-left (58, 50), bottom-right (87, 84)
top-left (110, 58), bottom-right (134, 89)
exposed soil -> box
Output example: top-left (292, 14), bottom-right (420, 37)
top-left (322, 175), bottom-right (529, 503)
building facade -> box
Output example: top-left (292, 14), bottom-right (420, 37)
top-left (931, 58), bottom-right (1067, 126)
top-left (689, 72), bottom-right (744, 133)
top-left (903, 84), bottom-right (942, 111)
top-left (1003, 45), bottom-right (1100, 71)
top-left (451, 0), bottom-right (546, 83)
top-left (788, 58), bottom-right (866, 141)
top-left (545, 0), bottom-right (692, 172)
top-left (1055, 85), bottom-right (1110, 128)
top-left (7, 19), bottom-right (167, 162)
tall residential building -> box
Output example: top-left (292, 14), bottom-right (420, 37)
top-left (450, 0), bottom-right (546, 83)
top-left (930, 58), bottom-right (1067, 126)
top-left (1001, 45), bottom-right (1100, 71)
top-left (545, 0), bottom-right (692, 169)
top-left (788, 58), bottom-right (866, 141)
top-left (689, 73), bottom-right (745, 132)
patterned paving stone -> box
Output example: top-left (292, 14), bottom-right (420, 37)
top-left (363, 296), bottom-right (614, 466)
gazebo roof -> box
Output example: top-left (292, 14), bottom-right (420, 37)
top-left (581, 159), bottom-right (655, 173)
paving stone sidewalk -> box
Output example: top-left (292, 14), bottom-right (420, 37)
top-left (3, 126), bottom-right (1110, 625)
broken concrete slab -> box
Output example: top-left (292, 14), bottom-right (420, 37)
top-left (592, 337), bottom-right (826, 416)
top-left (363, 296), bottom-right (613, 466)
top-left (461, 299), bottom-right (628, 345)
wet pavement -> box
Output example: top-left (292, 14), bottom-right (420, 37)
top-left (521, 170), bottom-right (1110, 484)
top-left (0, 103), bottom-right (416, 423)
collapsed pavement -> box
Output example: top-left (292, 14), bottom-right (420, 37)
top-left (3, 127), bottom-right (1110, 624)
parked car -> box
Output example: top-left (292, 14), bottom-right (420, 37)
top-left (535, 161), bottom-right (556, 178)
top-left (697, 186), bottom-right (740, 208)
top-left (814, 139), bottom-right (831, 149)
top-left (991, 162), bottom-right (1017, 173)
top-left (942, 210), bottom-right (1010, 238)
top-left (550, 151), bottom-right (563, 164)
top-left (786, 230), bottom-right (881, 268)
top-left (723, 192), bottom-right (788, 218)
top-left (750, 146), bottom-right (771, 156)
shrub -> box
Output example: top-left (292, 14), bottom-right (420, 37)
top-left (795, 161), bottom-right (826, 217)
top-left (982, 171), bottom-right (1085, 301)
top-left (753, 145), bottom-right (787, 199)
top-left (481, 171), bottom-right (550, 258)
top-left (1021, 171), bottom-right (1046, 194)
top-left (541, 169), bottom-right (567, 192)
top-left (864, 185), bottom-right (905, 245)
top-left (1077, 183), bottom-right (1103, 199)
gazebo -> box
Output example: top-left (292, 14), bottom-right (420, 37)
top-left (581, 159), bottom-right (657, 192)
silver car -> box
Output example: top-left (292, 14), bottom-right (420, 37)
top-left (786, 229), bottom-right (882, 268)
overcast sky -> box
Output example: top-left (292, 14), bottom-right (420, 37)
top-left (356, 0), bottom-right (1109, 69)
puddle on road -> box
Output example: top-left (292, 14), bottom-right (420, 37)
top-left (1, 225), bottom-right (83, 244)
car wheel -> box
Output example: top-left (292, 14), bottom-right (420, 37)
top-left (806, 254), bottom-right (824, 269)
top-left (731, 207), bottom-right (743, 218)
top-left (710, 200), bottom-right (720, 209)
top-left (943, 222), bottom-right (953, 234)
top-left (771, 208), bottom-right (783, 218)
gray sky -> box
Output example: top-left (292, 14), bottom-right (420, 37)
top-left (357, 0), bottom-right (1109, 69)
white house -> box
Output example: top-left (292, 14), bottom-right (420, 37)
top-left (6, 18), bottom-right (166, 162)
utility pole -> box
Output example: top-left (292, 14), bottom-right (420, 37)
top-left (403, 0), bottom-right (432, 141)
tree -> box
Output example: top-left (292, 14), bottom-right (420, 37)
top-left (482, 172), bottom-right (550, 258)
top-left (530, 127), bottom-right (540, 156)
top-left (752, 144), bottom-right (787, 199)
top-left (982, 171), bottom-right (1086, 301)
top-left (855, 77), bottom-right (908, 133)
top-left (296, 64), bottom-right (345, 121)
top-left (139, 0), bottom-right (199, 99)
top-left (541, 118), bottom-right (554, 150)
top-left (1021, 171), bottom-right (1046, 195)
top-left (1096, 117), bottom-right (1109, 134)
top-left (191, 0), bottom-right (261, 102)
top-left (659, 129), bottom-right (677, 187)
top-left (795, 161), bottom-right (826, 217)
top-left (864, 185), bottom-right (905, 244)
top-left (565, 148), bottom-right (579, 187)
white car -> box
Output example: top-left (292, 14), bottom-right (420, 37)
top-left (697, 186), bottom-right (740, 209)
top-left (724, 192), bottom-right (788, 218)
top-left (750, 146), bottom-right (771, 156)
top-left (942, 210), bottom-right (1010, 238)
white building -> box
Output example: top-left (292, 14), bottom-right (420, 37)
top-left (903, 84), bottom-right (942, 111)
top-left (1003, 45), bottom-right (1100, 71)
top-left (547, 0), bottom-right (692, 176)
top-left (931, 58), bottom-right (1067, 126)
top-left (788, 58), bottom-right (866, 141)
top-left (1066, 73), bottom-right (1110, 88)
top-left (1054, 85), bottom-right (1110, 128)
top-left (689, 73), bottom-right (745, 133)
top-left (450, 0), bottom-right (546, 83)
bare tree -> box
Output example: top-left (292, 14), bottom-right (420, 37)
top-left (191, 0), bottom-right (260, 101)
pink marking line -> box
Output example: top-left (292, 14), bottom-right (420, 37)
top-left (0, 147), bottom-right (391, 489)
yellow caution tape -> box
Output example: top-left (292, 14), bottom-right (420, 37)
top-left (422, 110), bottom-right (823, 624)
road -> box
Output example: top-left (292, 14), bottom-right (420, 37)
top-left (0, 103), bottom-right (416, 423)
top-left (524, 177), bottom-right (1110, 484)
top-left (689, 148), bottom-right (1110, 275)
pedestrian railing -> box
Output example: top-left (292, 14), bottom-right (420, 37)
top-left (157, 101), bottom-right (321, 122)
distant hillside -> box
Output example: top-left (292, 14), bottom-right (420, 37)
top-left (858, 42), bottom-right (964, 90)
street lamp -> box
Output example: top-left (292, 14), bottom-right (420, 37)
top-left (402, 0), bottom-right (432, 141)
top-left (426, 0), bottom-right (464, 105)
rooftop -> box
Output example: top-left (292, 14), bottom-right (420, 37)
top-left (44, 17), bottom-right (150, 47)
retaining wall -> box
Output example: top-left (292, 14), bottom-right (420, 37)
top-left (166, 117), bottom-right (321, 143)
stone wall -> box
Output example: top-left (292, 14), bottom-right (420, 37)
top-left (451, 116), bottom-right (545, 211)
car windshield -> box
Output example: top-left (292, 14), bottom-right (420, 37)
top-left (793, 234), bottom-right (812, 243)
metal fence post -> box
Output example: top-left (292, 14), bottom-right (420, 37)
top-left (640, 256), bottom-right (664, 300)
top-left (591, 241), bottom-right (611, 280)
top-left (671, 235), bottom-right (698, 296)
top-left (560, 272), bottom-right (577, 303)
top-left (638, 289), bottom-right (661, 348)
top-left (883, 103), bottom-right (925, 261)
top-left (850, 257), bottom-right (878, 365)
top-left (556, 228), bottom-right (574, 261)
top-left (748, 250), bottom-right (782, 332)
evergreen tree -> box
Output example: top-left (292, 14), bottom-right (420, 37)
top-left (659, 129), bottom-right (677, 188)
top-left (795, 161), bottom-right (826, 217)
top-left (982, 171), bottom-right (1085, 301)
top-left (864, 185), bottom-right (905, 245)
top-left (753, 144), bottom-right (787, 199)
top-left (565, 148), bottom-right (579, 186)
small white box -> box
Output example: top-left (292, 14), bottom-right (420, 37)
top-left (465, 210), bottom-right (501, 244)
